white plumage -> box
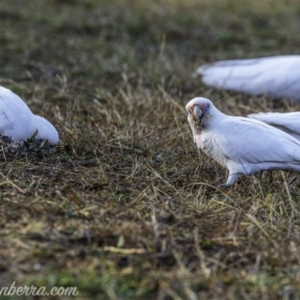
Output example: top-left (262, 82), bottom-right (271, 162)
top-left (186, 97), bottom-right (300, 187)
top-left (0, 86), bottom-right (59, 145)
top-left (248, 112), bottom-right (300, 142)
top-left (195, 55), bottom-right (300, 102)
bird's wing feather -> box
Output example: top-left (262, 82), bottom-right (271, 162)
top-left (248, 112), bottom-right (300, 135)
top-left (0, 87), bottom-right (33, 140)
top-left (212, 117), bottom-right (300, 164)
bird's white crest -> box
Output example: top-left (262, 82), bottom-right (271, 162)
top-left (0, 86), bottom-right (59, 145)
top-left (186, 97), bottom-right (300, 187)
top-left (248, 112), bottom-right (300, 142)
top-left (195, 55), bottom-right (300, 102)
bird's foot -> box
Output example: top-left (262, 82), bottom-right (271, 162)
top-left (217, 183), bottom-right (230, 189)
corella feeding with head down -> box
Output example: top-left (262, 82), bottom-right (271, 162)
top-left (186, 97), bottom-right (300, 187)
top-left (0, 86), bottom-right (59, 145)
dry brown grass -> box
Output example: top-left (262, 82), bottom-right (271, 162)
top-left (1, 0), bottom-right (300, 299)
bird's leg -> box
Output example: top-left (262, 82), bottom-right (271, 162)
top-left (254, 171), bottom-right (263, 180)
top-left (267, 170), bottom-right (274, 185)
top-left (252, 171), bottom-right (264, 184)
top-left (218, 183), bottom-right (230, 189)
top-left (218, 172), bottom-right (240, 189)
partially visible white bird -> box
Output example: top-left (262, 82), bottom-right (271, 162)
top-left (195, 55), bottom-right (300, 102)
top-left (248, 112), bottom-right (300, 142)
top-left (186, 97), bottom-right (300, 187)
top-left (0, 86), bottom-right (59, 145)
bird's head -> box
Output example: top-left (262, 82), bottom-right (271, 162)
top-left (33, 115), bottom-right (59, 145)
top-left (185, 97), bottom-right (215, 129)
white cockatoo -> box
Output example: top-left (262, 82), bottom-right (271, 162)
top-left (195, 55), bottom-right (300, 102)
top-left (248, 112), bottom-right (300, 142)
top-left (0, 86), bottom-right (59, 145)
top-left (186, 97), bottom-right (300, 187)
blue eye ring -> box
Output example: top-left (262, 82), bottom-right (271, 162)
top-left (205, 103), bottom-right (210, 115)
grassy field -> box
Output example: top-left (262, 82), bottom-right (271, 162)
top-left (1, 0), bottom-right (300, 299)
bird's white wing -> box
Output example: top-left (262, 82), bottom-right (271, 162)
top-left (0, 87), bottom-right (33, 114)
top-left (196, 55), bottom-right (300, 101)
top-left (212, 117), bottom-right (300, 164)
top-left (0, 87), bottom-right (34, 140)
top-left (248, 112), bottom-right (300, 137)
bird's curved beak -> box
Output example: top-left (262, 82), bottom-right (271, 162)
top-left (193, 105), bottom-right (202, 123)
top-left (187, 105), bottom-right (202, 124)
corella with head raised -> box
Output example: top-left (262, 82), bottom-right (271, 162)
top-left (186, 97), bottom-right (300, 187)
